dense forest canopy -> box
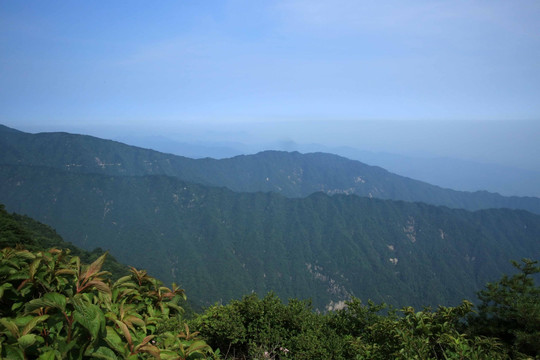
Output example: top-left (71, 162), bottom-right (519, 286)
top-left (1, 208), bottom-right (539, 359)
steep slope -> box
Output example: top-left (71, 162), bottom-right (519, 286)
top-left (1, 164), bottom-right (539, 310)
top-left (0, 203), bottom-right (128, 277)
top-left (1, 124), bottom-right (539, 214)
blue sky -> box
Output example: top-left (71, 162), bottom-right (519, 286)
top-left (1, 1), bottom-right (539, 168)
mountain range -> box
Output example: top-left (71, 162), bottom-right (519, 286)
top-left (1, 124), bottom-right (539, 214)
top-left (113, 134), bottom-right (540, 198)
top-left (1, 124), bottom-right (539, 310)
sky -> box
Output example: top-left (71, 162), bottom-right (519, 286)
top-left (1, 1), bottom-right (539, 169)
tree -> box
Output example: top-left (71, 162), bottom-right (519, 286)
top-left (471, 258), bottom-right (540, 358)
top-left (334, 299), bottom-right (506, 360)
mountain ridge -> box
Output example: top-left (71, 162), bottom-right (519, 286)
top-left (1, 124), bottom-right (539, 214)
top-left (111, 132), bottom-right (540, 197)
top-left (2, 124), bottom-right (540, 309)
top-left (1, 162), bottom-right (539, 310)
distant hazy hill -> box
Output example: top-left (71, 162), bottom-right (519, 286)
top-left (0, 126), bottom-right (540, 213)
top-left (182, 151), bottom-right (540, 214)
top-left (1, 164), bottom-right (539, 310)
top-left (331, 147), bottom-right (540, 198)
top-left (112, 134), bottom-right (540, 198)
top-left (1, 124), bottom-right (539, 214)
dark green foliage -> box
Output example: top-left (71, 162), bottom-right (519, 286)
top-left (470, 259), bottom-right (540, 358)
top-left (0, 204), bottom-right (33, 248)
top-left (345, 301), bottom-right (508, 359)
top-left (327, 298), bottom-right (392, 338)
top-left (0, 204), bottom-right (129, 279)
top-left (193, 293), bottom-right (345, 360)
top-left (1, 204), bottom-right (538, 359)
top-left (2, 161), bottom-right (540, 310)
top-left (0, 243), bottom-right (519, 360)
top-left (0, 247), bottom-right (215, 359)
top-left (194, 293), bottom-right (509, 360)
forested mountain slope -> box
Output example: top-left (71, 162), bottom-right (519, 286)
top-left (0, 204), bottom-right (128, 277)
top-left (1, 124), bottom-right (539, 214)
top-left (1, 164), bottom-right (539, 310)
top-left (3, 208), bottom-right (538, 359)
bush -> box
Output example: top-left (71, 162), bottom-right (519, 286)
top-left (0, 247), bottom-right (215, 359)
top-left (470, 258), bottom-right (540, 358)
top-left (193, 293), bottom-right (346, 359)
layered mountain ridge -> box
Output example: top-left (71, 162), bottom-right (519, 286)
top-left (1, 124), bottom-right (539, 214)
top-left (1, 124), bottom-right (539, 310)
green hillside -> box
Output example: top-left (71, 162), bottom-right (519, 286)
top-left (1, 164), bottom-right (539, 310)
top-left (0, 204), bottom-right (128, 278)
top-left (3, 232), bottom-right (538, 359)
top-left (1, 124), bottom-right (539, 214)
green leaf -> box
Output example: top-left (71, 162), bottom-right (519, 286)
top-left (16, 250), bottom-right (36, 260)
top-left (21, 314), bottom-right (49, 336)
top-left (72, 296), bottom-right (105, 339)
top-left (38, 350), bottom-right (62, 360)
top-left (186, 340), bottom-right (212, 354)
top-left (3, 344), bottom-right (25, 360)
top-left (114, 319), bottom-right (133, 347)
top-left (84, 280), bottom-right (112, 296)
top-left (137, 344), bottom-right (161, 359)
top-left (80, 253), bottom-right (108, 282)
top-left (166, 302), bottom-right (184, 314)
top-left (17, 333), bottom-right (37, 348)
top-left (44, 292), bottom-right (67, 311)
top-left (125, 315), bottom-right (145, 329)
top-left (11, 301), bottom-right (24, 312)
top-left (113, 275), bottom-right (133, 287)
top-left (55, 268), bottom-right (77, 276)
top-left (13, 315), bottom-right (34, 327)
top-left (134, 335), bottom-right (155, 352)
top-left (0, 282), bottom-right (13, 300)
top-left (29, 258), bottom-right (42, 279)
top-left (26, 292), bottom-right (67, 313)
top-left (104, 325), bottom-right (126, 354)
top-left (0, 317), bottom-right (20, 338)
top-left (89, 346), bottom-right (119, 360)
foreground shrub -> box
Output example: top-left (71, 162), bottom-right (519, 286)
top-left (0, 247), bottom-right (215, 359)
top-left (195, 292), bottom-right (507, 360)
top-left (193, 293), bottom-right (346, 359)
top-left (469, 258), bottom-right (540, 358)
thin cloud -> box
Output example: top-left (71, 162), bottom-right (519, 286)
top-left (275, 0), bottom-right (540, 38)
top-left (116, 37), bottom-right (201, 66)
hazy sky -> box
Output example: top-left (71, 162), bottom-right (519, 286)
top-left (1, 1), bottom-right (539, 168)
